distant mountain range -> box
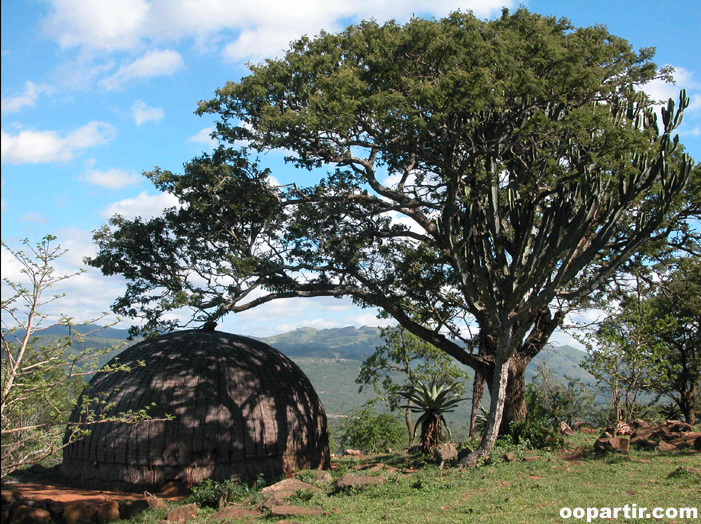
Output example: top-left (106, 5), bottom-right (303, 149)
top-left (22, 323), bottom-right (592, 439)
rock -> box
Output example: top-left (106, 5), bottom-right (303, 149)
top-left (343, 449), bottom-right (362, 456)
top-left (120, 500), bottom-right (152, 520)
top-left (631, 419), bottom-right (649, 429)
top-left (632, 437), bottom-right (658, 449)
top-left (502, 452), bottom-right (516, 462)
top-left (9, 505), bottom-right (51, 524)
top-left (666, 420), bottom-right (693, 432)
top-left (457, 447), bottom-right (473, 463)
top-left (301, 470), bottom-right (332, 483)
top-left (270, 506), bottom-right (324, 517)
top-left (558, 421), bottom-right (574, 436)
top-left (63, 502), bottom-right (96, 524)
top-left (593, 437), bottom-right (629, 453)
top-left (335, 474), bottom-right (386, 489)
top-left (0, 489), bottom-right (20, 505)
top-left (262, 478), bottom-right (320, 496)
top-left (166, 504), bottom-right (197, 523)
top-left (97, 502), bottom-right (120, 523)
top-left (260, 478), bottom-right (322, 507)
top-left (613, 421), bottom-right (633, 436)
top-left (211, 507), bottom-right (263, 520)
top-left (657, 441), bottom-right (677, 452)
top-left (433, 443), bottom-right (458, 463)
top-left (522, 456), bottom-right (541, 463)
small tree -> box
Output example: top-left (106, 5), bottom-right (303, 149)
top-left (338, 400), bottom-right (406, 454)
top-left (357, 325), bottom-right (469, 445)
top-left (579, 275), bottom-right (666, 423)
top-left (399, 380), bottom-right (466, 453)
top-left (527, 363), bottom-right (596, 428)
top-left (1, 236), bottom-right (155, 478)
top-left (645, 257), bottom-right (701, 424)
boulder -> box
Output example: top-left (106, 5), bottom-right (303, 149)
top-left (335, 474), bottom-right (386, 490)
top-left (63, 502), bottom-right (96, 524)
top-left (502, 452), bottom-right (516, 462)
top-left (120, 500), bottom-right (152, 520)
top-left (262, 478), bottom-right (320, 496)
top-left (298, 470), bottom-right (333, 483)
top-left (456, 447), bottom-right (473, 463)
top-left (97, 502), bottom-right (120, 523)
top-left (9, 505), bottom-right (51, 524)
top-left (558, 421), bottom-right (574, 436)
top-left (343, 449), bottom-right (362, 456)
top-left (630, 419), bottom-right (649, 429)
top-left (166, 504), bottom-right (197, 523)
top-left (433, 443), bottom-right (458, 463)
top-left (594, 437), bottom-right (630, 453)
top-left (211, 507), bottom-right (263, 520)
top-left (270, 506), bottom-right (324, 517)
top-left (657, 441), bottom-right (677, 452)
top-left (260, 478), bottom-right (321, 508)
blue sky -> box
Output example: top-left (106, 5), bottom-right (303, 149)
top-left (2, 0), bottom-right (700, 341)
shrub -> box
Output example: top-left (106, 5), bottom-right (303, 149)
top-left (338, 401), bottom-right (406, 453)
top-left (186, 478), bottom-right (256, 508)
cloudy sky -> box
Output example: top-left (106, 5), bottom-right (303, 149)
top-left (2, 0), bottom-right (700, 341)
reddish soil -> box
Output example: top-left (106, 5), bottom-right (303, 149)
top-left (2, 475), bottom-right (185, 505)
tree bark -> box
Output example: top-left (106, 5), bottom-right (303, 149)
top-left (469, 372), bottom-right (485, 438)
top-left (460, 355), bottom-right (511, 466)
top-left (499, 354), bottom-right (531, 435)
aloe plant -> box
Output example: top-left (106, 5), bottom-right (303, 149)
top-left (399, 379), bottom-right (467, 453)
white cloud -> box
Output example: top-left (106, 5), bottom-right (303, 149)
top-left (100, 49), bottom-right (184, 90)
top-left (1, 229), bottom-right (127, 327)
top-left (19, 213), bottom-right (48, 224)
top-left (131, 99), bottom-right (165, 126)
top-left (101, 191), bottom-right (180, 220)
top-left (79, 168), bottom-right (142, 189)
top-left (1, 81), bottom-right (53, 113)
top-left (1, 122), bottom-right (117, 164)
top-left (40, 0), bottom-right (513, 62)
top-left (187, 127), bottom-right (217, 146)
top-left (42, 0), bottom-right (150, 52)
top-left (643, 66), bottom-right (700, 108)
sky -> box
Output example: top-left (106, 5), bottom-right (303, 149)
top-left (2, 0), bottom-right (700, 343)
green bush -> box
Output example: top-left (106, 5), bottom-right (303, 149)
top-left (508, 418), bottom-right (563, 449)
top-left (186, 478), bottom-right (255, 508)
top-left (338, 401), bottom-right (406, 453)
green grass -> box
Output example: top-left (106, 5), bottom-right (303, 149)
top-left (110, 433), bottom-right (700, 524)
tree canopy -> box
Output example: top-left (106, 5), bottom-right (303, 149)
top-left (89, 8), bottom-right (697, 463)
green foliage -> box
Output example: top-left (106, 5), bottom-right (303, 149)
top-left (527, 364), bottom-right (597, 427)
top-left (357, 324), bottom-right (469, 443)
top-left (399, 379), bottom-right (466, 452)
top-left (186, 478), bottom-right (255, 508)
top-left (1, 237), bottom-right (154, 478)
top-left (507, 418), bottom-right (563, 450)
top-left (88, 8), bottom-right (696, 464)
top-left (580, 257), bottom-right (701, 424)
top-left (644, 256), bottom-right (701, 424)
top-left (338, 401), bottom-right (406, 453)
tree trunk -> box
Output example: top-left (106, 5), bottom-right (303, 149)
top-left (405, 405), bottom-right (415, 446)
top-left (459, 354), bottom-right (511, 466)
top-left (469, 371), bottom-right (485, 438)
top-left (499, 355), bottom-right (531, 435)
top-left (679, 385), bottom-right (696, 425)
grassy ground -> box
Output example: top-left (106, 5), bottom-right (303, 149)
top-left (115, 433), bottom-right (700, 524)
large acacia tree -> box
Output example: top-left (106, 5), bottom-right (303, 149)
top-left (89, 9), bottom-right (696, 464)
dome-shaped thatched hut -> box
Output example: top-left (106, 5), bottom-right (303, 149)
top-left (62, 330), bottom-right (330, 489)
